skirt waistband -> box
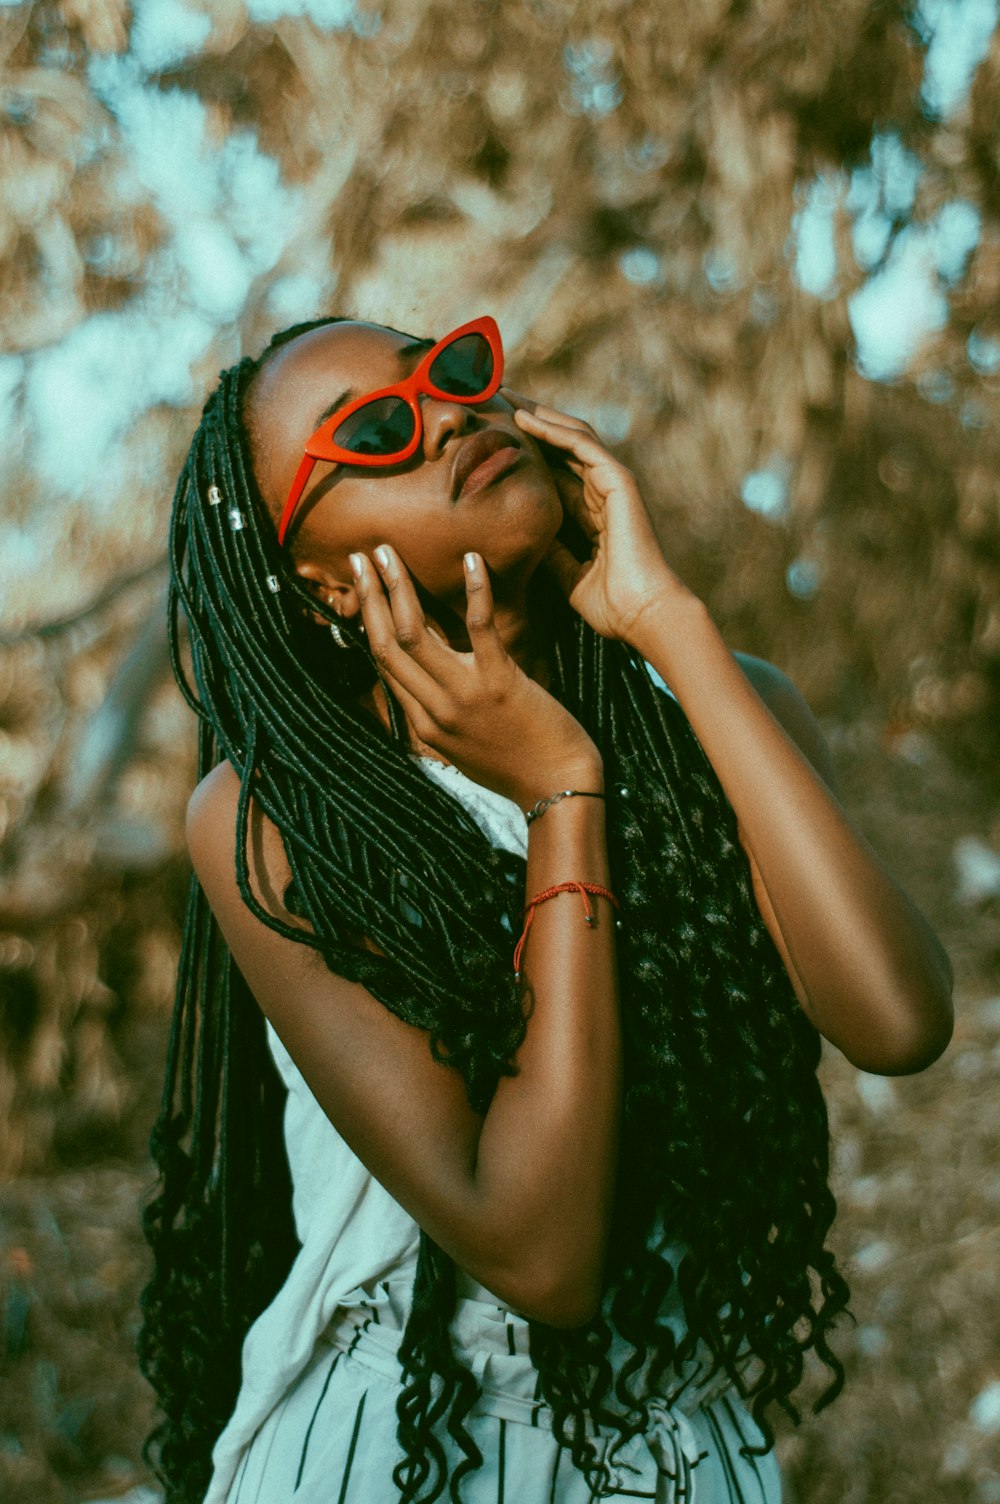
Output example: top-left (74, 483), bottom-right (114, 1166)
top-left (319, 1285), bottom-right (737, 1434)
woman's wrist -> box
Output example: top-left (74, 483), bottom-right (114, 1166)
top-left (524, 787), bottom-right (606, 825)
top-left (626, 588), bottom-right (712, 674)
top-left (516, 761), bottom-right (605, 816)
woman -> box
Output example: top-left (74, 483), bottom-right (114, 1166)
top-left (139, 313), bottom-right (954, 1504)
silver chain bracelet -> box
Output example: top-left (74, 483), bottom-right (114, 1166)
top-left (524, 789), bottom-right (606, 825)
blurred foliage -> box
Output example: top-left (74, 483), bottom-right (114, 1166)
top-left (0, 0), bottom-right (999, 1499)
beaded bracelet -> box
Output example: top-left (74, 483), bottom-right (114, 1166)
top-left (524, 789), bottom-right (605, 825)
top-left (513, 880), bottom-right (620, 980)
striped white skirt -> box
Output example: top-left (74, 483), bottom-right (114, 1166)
top-left (222, 1288), bottom-right (781, 1504)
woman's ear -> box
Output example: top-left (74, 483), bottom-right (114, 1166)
top-left (294, 559), bottom-right (361, 626)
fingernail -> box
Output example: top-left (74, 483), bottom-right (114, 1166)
top-left (374, 544), bottom-right (391, 570)
top-left (348, 553), bottom-right (363, 579)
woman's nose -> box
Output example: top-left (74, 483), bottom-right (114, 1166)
top-left (419, 396), bottom-right (475, 459)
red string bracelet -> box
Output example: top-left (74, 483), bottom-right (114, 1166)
top-left (513, 881), bottom-right (621, 980)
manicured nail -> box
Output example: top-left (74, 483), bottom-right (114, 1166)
top-left (374, 544), bottom-right (391, 570)
top-left (464, 552), bottom-right (478, 573)
top-left (348, 553), bottom-right (363, 578)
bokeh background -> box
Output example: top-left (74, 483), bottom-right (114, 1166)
top-left (1, 0), bottom-right (999, 1500)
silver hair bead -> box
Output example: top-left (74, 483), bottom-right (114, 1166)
top-left (227, 507), bottom-right (245, 531)
top-left (265, 574), bottom-right (281, 593)
top-left (207, 484), bottom-right (222, 506)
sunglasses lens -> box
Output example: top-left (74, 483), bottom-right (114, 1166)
top-left (333, 396), bottom-right (415, 457)
top-left (428, 333), bottom-right (494, 397)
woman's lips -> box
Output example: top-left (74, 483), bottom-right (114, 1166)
top-left (457, 445), bottom-right (523, 499)
top-left (451, 428), bottom-right (524, 499)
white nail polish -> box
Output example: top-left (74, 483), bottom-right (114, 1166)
top-left (375, 545), bottom-right (390, 569)
top-left (464, 552), bottom-right (477, 572)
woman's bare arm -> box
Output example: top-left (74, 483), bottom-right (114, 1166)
top-left (636, 604), bottom-right (954, 1075)
top-left (187, 752), bottom-right (619, 1331)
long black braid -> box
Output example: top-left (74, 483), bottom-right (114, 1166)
top-left (138, 318), bottom-right (851, 1504)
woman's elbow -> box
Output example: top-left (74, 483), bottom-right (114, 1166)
top-left (845, 988), bottom-right (954, 1076)
top-left (511, 1271), bottom-right (603, 1330)
top-left (881, 1013), bottom-right (953, 1075)
top-left (481, 1252), bottom-right (604, 1330)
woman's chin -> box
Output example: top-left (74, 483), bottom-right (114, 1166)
top-left (480, 524), bottom-right (563, 584)
top-left (485, 473), bottom-right (563, 554)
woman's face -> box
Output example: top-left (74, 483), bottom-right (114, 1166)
top-left (247, 320), bottom-right (563, 620)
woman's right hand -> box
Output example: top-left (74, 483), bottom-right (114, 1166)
top-left (349, 544), bottom-right (603, 810)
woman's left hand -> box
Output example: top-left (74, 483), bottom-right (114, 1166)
top-left (505, 391), bottom-right (692, 642)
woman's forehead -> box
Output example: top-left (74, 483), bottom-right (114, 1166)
top-left (248, 320), bottom-right (424, 457)
top-left (261, 320), bottom-right (424, 405)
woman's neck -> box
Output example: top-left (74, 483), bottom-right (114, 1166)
top-left (490, 581), bottom-right (556, 688)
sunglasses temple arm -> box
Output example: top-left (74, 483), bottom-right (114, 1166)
top-left (277, 455), bottom-right (318, 546)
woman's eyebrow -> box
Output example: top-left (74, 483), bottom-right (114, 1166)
top-left (310, 337), bottom-right (436, 430)
top-left (398, 336), bottom-right (436, 358)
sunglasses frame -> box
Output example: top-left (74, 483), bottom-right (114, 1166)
top-left (276, 315), bottom-right (504, 546)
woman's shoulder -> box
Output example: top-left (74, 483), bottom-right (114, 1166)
top-left (187, 758), bottom-right (240, 832)
top-left (647, 652), bottom-right (838, 793)
top-left (644, 651), bottom-right (801, 705)
top-left (732, 653), bottom-right (839, 792)
top-left (185, 761), bottom-right (239, 892)
top-left (186, 760), bottom-right (304, 930)
top-left (732, 651), bottom-right (797, 701)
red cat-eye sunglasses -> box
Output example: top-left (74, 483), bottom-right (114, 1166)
top-left (275, 315), bottom-right (504, 546)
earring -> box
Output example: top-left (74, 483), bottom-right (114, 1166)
top-left (329, 619), bottom-right (351, 649)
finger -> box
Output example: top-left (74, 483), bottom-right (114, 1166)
top-left (499, 386), bottom-right (537, 413)
top-left (462, 552), bottom-right (505, 669)
top-left (371, 544), bottom-right (452, 673)
top-left (508, 396), bottom-right (596, 434)
top-left (541, 538), bottom-right (588, 601)
top-left (375, 659), bottom-right (443, 745)
top-left (349, 552), bottom-right (449, 707)
top-left (513, 407), bottom-right (608, 457)
top-left (501, 389), bottom-right (599, 439)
